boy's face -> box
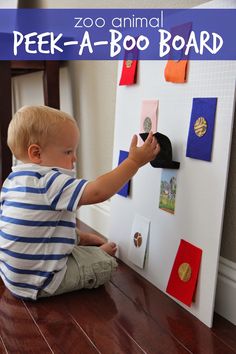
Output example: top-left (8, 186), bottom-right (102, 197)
top-left (40, 120), bottom-right (80, 170)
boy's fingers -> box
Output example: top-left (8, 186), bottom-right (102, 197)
top-left (152, 138), bottom-right (159, 150)
top-left (145, 131), bottom-right (153, 145)
top-left (154, 143), bottom-right (160, 154)
top-left (146, 133), bottom-right (158, 149)
top-left (130, 134), bottom-right (138, 148)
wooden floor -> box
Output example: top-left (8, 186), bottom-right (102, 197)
top-left (0, 223), bottom-right (236, 354)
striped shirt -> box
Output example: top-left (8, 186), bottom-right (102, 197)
top-left (0, 163), bottom-right (88, 300)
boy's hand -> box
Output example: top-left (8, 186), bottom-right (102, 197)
top-left (78, 131), bottom-right (160, 206)
top-left (128, 131), bottom-right (160, 167)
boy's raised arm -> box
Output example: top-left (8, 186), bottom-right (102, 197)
top-left (78, 132), bottom-right (160, 207)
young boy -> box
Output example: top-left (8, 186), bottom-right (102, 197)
top-left (0, 105), bottom-right (159, 300)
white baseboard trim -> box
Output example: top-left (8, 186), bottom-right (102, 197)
top-left (77, 201), bottom-right (111, 238)
top-left (215, 256), bottom-right (236, 325)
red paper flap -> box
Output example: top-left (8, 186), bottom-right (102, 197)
top-left (119, 59), bottom-right (138, 86)
top-left (166, 239), bottom-right (202, 307)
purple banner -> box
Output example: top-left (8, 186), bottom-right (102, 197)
top-left (0, 9), bottom-right (235, 60)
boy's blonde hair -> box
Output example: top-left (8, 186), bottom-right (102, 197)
top-left (7, 105), bottom-right (76, 160)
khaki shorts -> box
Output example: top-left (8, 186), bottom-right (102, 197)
top-left (38, 245), bottom-right (117, 298)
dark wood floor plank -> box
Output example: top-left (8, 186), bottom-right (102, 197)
top-left (53, 283), bottom-right (190, 354)
top-left (26, 297), bottom-right (100, 354)
top-left (0, 336), bottom-right (7, 353)
top-left (212, 313), bottom-right (236, 352)
top-left (111, 260), bottom-right (236, 354)
top-left (41, 287), bottom-right (147, 354)
top-left (0, 287), bottom-right (51, 353)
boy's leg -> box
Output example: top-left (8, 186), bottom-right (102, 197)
top-left (76, 228), bottom-right (106, 246)
top-left (38, 245), bottom-right (117, 298)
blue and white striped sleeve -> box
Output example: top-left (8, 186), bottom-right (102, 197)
top-left (43, 172), bottom-right (88, 211)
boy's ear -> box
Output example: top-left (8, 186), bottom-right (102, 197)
top-left (27, 144), bottom-right (42, 163)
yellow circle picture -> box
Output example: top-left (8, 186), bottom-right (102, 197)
top-left (194, 117), bottom-right (207, 137)
top-left (178, 262), bottom-right (192, 282)
top-left (126, 60), bottom-right (133, 68)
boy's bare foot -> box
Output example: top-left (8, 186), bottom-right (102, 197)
top-left (100, 242), bottom-right (117, 256)
top-left (79, 231), bottom-right (106, 246)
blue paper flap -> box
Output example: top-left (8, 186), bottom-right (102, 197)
top-left (186, 98), bottom-right (217, 161)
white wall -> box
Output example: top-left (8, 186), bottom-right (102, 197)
top-left (12, 67), bottom-right (73, 114)
top-left (40, 0), bottom-right (207, 9)
top-left (67, 61), bottom-right (117, 180)
top-left (0, 0), bottom-right (18, 7)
